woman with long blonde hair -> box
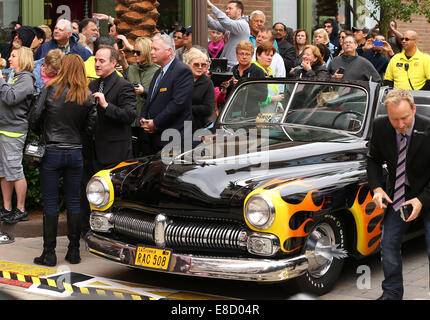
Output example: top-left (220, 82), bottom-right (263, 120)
top-left (29, 54), bottom-right (97, 266)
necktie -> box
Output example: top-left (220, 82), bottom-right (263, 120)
top-left (392, 134), bottom-right (407, 211)
top-left (151, 69), bottom-right (164, 101)
top-left (98, 80), bottom-right (105, 93)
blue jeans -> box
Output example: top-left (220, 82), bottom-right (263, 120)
top-left (381, 205), bottom-right (430, 299)
top-left (40, 148), bottom-right (83, 217)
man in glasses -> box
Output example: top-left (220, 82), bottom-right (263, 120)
top-left (324, 19), bottom-right (340, 54)
top-left (272, 22), bottom-right (297, 73)
top-left (175, 26), bottom-right (193, 62)
top-left (328, 35), bottom-right (381, 82)
top-left (352, 26), bottom-right (370, 56)
top-left (384, 30), bottom-right (430, 90)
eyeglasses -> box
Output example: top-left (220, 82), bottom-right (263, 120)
top-left (401, 37), bottom-right (415, 41)
top-left (132, 50), bottom-right (141, 56)
top-left (193, 62), bottom-right (208, 68)
top-left (237, 52), bottom-right (252, 57)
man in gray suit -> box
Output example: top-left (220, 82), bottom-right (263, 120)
top-left (207, 0), bottom-right (250, 69)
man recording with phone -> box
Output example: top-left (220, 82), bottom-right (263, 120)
top-left (361, 34), bottom-right (394, 77)
top-left (384, 30), bottom-right (430, 90)
top-left (367, 89), bottom-right (430, 300)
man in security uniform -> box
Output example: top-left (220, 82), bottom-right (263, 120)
top-left (384, 30), bottom-right (430, 90)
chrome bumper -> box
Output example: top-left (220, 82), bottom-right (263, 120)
top-left (85, 232), bottom-right (309, 282)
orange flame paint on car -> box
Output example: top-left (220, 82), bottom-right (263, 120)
top-left (245, 178), bottom-right (323, 253)
top-left (349, 185), bottom-right (384, 256)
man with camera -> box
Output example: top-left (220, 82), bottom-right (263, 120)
top-left (384, 30), bottom-right (430, 90)
top-left (367, 88), bottom-right (430, 300)
top-left (361, 34), bottom-right (394, 77)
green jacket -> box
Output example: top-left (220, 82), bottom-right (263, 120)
top-left (126, 62), bottom-right (160, 127)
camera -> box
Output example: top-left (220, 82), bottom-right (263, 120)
top-left (373, 41), bottom-right (383, 47)
top-left (133, 82), bottom-right (139, 88)
top-left (337, 67), bottom-right (345, 74)
top-left (399, 204), bottom-right (413, 221)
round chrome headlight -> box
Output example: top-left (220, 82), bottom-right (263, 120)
top-left (86, 176), bottom-right (110, 209)
top-left (245, 194), bottom-right (276, 229)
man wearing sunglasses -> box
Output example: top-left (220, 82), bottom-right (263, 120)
top-left (384, 30), bottom-right (430, 90)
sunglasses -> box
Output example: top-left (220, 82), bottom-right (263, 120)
top-left (401, 37), bottom-right (415, 41)
top-left (193, 62), bottom-right (208, 68)
top-left (132, 50), bottom-right (141, 56)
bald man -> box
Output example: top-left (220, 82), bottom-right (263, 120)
top-left (384, 30), bottom-right (430, 90)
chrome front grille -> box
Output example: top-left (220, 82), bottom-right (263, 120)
top-left (165, 222), bottom-right (248, 250)
top-left (111, 211), bottom-right (247, 251)
top-left (113, 213), bottom-right (155, 243)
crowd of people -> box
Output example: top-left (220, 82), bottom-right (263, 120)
top-left (0, 0), bottom-right (429, 299)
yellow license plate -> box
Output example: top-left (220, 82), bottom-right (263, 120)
top-left (134, 246), bottom-right (172, 270)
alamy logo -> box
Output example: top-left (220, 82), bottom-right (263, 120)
top-left (160, 121), bottom-right (271, 174)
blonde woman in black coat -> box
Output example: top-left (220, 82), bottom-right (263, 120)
top-left (184, 47), bottom-right (216, 131)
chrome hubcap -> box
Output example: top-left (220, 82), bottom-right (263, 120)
top-left (305, 223), bottom-right (336, 278)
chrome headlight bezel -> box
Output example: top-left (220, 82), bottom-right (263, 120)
top-left (86, 176), bottom-right (111, 209)
top-left (90, 212), bottom-right (115, 232)
top-left (245, 194), bottom-right (276, 230)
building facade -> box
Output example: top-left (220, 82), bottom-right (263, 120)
top-left (3, 0), bottom-right (430, 53)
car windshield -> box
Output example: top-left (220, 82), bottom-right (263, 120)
top-left (221, 81), bottom-right (368, 133)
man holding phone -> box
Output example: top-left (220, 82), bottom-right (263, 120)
top-left (362, 34), bottom-right (394, 76)
top-left (328, 35), bottom-right (381, 82)
top-left (367, 89), bottom-right (430, 300)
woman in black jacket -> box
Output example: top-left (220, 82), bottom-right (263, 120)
top-left (184, 47), bottom-right (216, 131)
top-left (289, 45), bottom-right (330, 79)
top-left (29, 54), bottom-right (97, 266)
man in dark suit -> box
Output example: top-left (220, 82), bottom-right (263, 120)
top-left (140, 34), bottom-right (194, 155)
top-left (367, 88), bottom-right (430, 300)
top-left (80, 45), bottom-right (136, 234)
top-left (90, 46), bottom-right (136, 168)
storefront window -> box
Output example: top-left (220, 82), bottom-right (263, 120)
top-left (44, 0), bottom-right (92, 29)
top-left (157, 0), bottom-right (186, 34)
top-left (311, 0), bottom-right (352, 32)
top-left (0, 0), bottom-right (21, 41)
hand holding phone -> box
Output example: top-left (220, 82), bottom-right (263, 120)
top-left (400, 204), bottom-right (412, 221)
top-left (400, 198), bottom-right (423, 222)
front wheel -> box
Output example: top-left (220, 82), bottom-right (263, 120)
top-left (293, 214), bottom-right (346, 296)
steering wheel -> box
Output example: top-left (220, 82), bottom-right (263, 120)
top-left (331, 110), bottom-right (364, 130)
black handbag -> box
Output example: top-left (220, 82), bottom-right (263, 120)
top-left (24, 141), bottom-right (45, 162)
top-left (24, 88), bottom-right (48, 164)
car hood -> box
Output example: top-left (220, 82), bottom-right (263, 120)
top-left (113, 124), bottom-right (367, 220)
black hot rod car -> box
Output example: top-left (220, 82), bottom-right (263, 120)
top-left (84, 79), bottom-right (430, 295)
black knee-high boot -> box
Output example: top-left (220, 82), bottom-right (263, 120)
top-left (65, 212), bottom-right (81, 264)
top-left (34, 214), bottom-right (58, 266)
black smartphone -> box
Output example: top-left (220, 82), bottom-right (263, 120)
top-left (337, 67), bottom-right (345, 74)
top-left (400, 204), bottom-right (413, 221)
top-left (117, 38), bottom-right (124, 50)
